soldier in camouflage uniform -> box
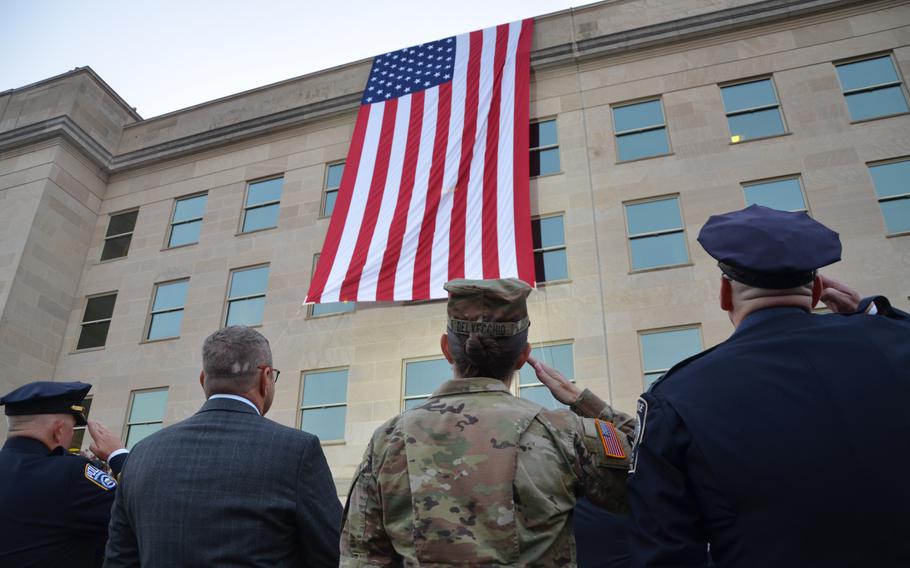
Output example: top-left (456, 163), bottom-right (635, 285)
top-left (341, 278), bottom-right (635, 567)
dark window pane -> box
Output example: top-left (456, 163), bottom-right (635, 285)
top-left (869, 161), bottom-right (910, 198)
top-left (519, 344), bottom-right (573, 386)
top-left (405, 358), bottom-right (451, 397)
top-left (246, 178), bottom-right (283, 206)
top-left (77, 321), bottom-right (110, 350)
top-left (836, 56), bottom-right (901, 92)
top-left (520, 385), bottom-right (562, 409)
top-left (532, 216), bottom-right (565, 249)
top-left (301, 406), bottom-right (346, 441)
top-left (616, 128), bottom-right (670, 161)
top-left (311, 301), bottom-right (355, 317)
top-left (101, 235), bottom-right (132, 261)
top-left (226, 297), bottom-right (266, 326)
top-left (727, 108), bottom-right (786, 141)
top-left (172, 195), bottom-right (207, 223)
top-left (531, 120), bottom-right (558, 148)
top-left (152, 281), bottom-right (188, 311)
top-left (844, 86), bottom-right (909, 121)
top-left (229, 266), bottom-right (269, 298)
top-left (126, 423), bottom-right (161, 449)
top-left (613, 100), bottom-right (664, 132)
top-left (148, 310), bottom-right (183, 340)
top-left (630, 232), bottom-right (689, 270)
top-left (743, 178), bottom-right (806, 211)
top-left (168, 220), bottom-right (202, 247)
top-left (326, 164), bottom-right (345, 189)
top-left (129, 390), bottom-right (168, 422)
top-left (242, 203), bottom-right (280, 232)
top-left (880, 198), bottom-right (910, 234)
top-left (69, 429), bottom-right (86, 453)
top-left (530, 148), bottom-right (560, 176)
top-left (106, 211), bottom-right (138, 237)
top-left (535, 249), bottom-right (568, 282)
top-left (303, 370), bottom-right (349, 406)
top-left (83, 294), bottom-right (116, 322)
top-left (323, 190), bottom-right (338, 217)
top-left (626, 198), bottom-right (682, 235)
top-left (721, 79), bottom-right (777, 113)
top-left (641, 328), bottom-right (702, 372)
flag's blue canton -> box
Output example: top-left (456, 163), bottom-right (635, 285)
top-left (362, 36), bottom-right (457, 105)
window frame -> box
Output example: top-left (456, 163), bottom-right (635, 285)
top-left (320, 162), bottom-right (345, 219)
top-left (612, 97), bottom-right (672, 163)
top-left (307, 254), bottom-right (356, 318)
top-left (867, 156), bottom-right (910, 237)
top-left (720, 76), bottom-right (788, 143)
top-left (143, 278), bottom-right (190, 343)
top-left (401, 355), bottom-right (451, 411)
top-left (740, 174), bottom-right (810, 214)
top-left (100, 208), bottom-right (139, 262)
top-left (165, 192), bottom-right (207, 249)
top-left (834, 52), bottom-right (910, 123)
top-left (532, 213), bottom-right (569, 285)
top-left (516, 340), bottom-right (575, 405)
top-left (623, 194), bottom-right (691, 273)
top-left (223, 263), bottom-right (270, 327)
top-left (239, 175), bottom-right (284, 235)
top-left (638, 324), bottom-right (704, 390)
top-left (298, 366), bottom-right (349, 445)
top-left (529, 118), bottom-right (561, 178)
top-left (123, 387), bottom-right (168, 447)
top-left (75, 291), bottom-right (118, 352)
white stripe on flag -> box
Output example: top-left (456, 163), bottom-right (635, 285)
top-left (322, 102), bottom-right (386, 302)
top-left (357, 94), bottom-right (412, 301)
top-left (394, 87), bottom-right (439, 300)
top-left (496, 21), bottom-right (522, 278)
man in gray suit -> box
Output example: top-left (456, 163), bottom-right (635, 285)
top-left (104, 326), bottom-right (342, 567)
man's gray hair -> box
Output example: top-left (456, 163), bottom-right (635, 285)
top-left (202, 326), bottom-right (272, 391)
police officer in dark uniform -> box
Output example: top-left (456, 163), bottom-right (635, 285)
top-left (0, 381), bottom-right (130, 568)
top-left (628, 205), bottom-right (910, 568)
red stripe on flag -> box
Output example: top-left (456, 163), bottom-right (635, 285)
top-left (448, 31), bottom-right (483, 281)
top-left (411, 83), bottom-right (452, 299)
top-left (481, 24), bottom-right (510, 278)
top-left (339, 98), bottom-right (398, 301)
top-left (307, 105), bottom-right (372, 302)
top-left (513, 19), bottom-right (535, 286)
top-left (376, 92), bottom-right (425, 301)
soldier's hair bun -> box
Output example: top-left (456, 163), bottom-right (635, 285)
top-left (465, 333), bottom-right (502, 367)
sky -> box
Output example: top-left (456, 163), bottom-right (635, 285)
top-left (1, 0), bottom-right (599, 119)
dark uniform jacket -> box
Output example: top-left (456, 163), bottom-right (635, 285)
top-left (629, 302), bottom-right (910, 568)
top-left (103, 396), bottom-right (342, 568)
top-left (0, 437), bottom-right (126, 568)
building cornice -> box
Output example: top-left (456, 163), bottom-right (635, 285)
top-left (0, 115), bottom-right (114, 169)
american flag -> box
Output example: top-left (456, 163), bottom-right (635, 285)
top-left (306, 19), bottom-right (535, 304)
top-left (597, 420), bottom-right (627, 459)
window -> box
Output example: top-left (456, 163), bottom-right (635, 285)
top-left (721, 78), bottom-right (786, 142)
top-left (613, 99), bottom-right (670, 162)
top-left (742, 176), bottom-right (807, 212)
top-left (836, 55), bottom-right (909, 121)
top-left (868, 159), bottom-right (910, 235)
top-left (403, 357), bottom-right (451, 410)
top-left (226, 265), bottom-right (269, 326)
top-left (518, 343), bottom-right (574, 409)
top-left (309, 255), bottom-right (355, 317)
top-left (300, 369), bottom-right (348, 442)
top-left (146, 280), bottom-right (189, 341)
top-left (532, 215), bottom-right (568, 283)
top-left (68, 396), bottom-right (92, 454)
top-left (530, 120), bottom-right (560, 176)
top-left (241, 177), bottom-right (283, 233)
top-left (640, 327), bottom-right (703, 390)
top-left (167, 193), bottom-right (207, 248)
top-left (624, 196), bottom-right (688, 271)
top-left (101, 210), bottom-right (138, 261)
top-left (125, 389), bottom-right (168, 449)
top-left (322, 163), bottom-right (344, 217)
top-left (76, 293), bottom-right (117, 350)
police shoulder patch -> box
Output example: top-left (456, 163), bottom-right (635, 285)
top-left (84, 464), bottom-right (117, 491)
top-left (629, 397), bottom-right (648, 474)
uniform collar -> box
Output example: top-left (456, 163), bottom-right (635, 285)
top-left (734, 306), bottom-right (808, 336)
top-left (432, 377), bottom-right (511, 397)
top-left (2, 436), bottom-right (60, 455)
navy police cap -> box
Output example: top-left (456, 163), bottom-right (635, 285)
top-left (697, 204), bottom-right (841, 289)
top-left (1, 381), bottom-right (92, 426)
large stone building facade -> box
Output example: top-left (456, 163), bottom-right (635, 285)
top-left (1, 0), bottom-right (908, 493)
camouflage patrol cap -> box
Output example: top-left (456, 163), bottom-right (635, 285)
top-left (443, 278), bottom-right (531, 337)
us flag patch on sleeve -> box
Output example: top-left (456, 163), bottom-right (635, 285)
top-left (596, 419), bottom-right (627, 459)
top-left (84, 464), bottom-right (117, 491)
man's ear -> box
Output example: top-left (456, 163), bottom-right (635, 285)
top-left (810, 274), bottom-right (823, 308)
top-left (513, 343), bottom-right (532, 371)
top-left (198, 371), bottom-right (205, 390)
top-left (720, 276), bottom-right (734, 312)
top-left (440, 333), bottom-right (453, 364)
top-left (259, 368), bottom-right (270, 398)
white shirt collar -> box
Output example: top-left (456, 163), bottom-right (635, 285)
top-left (208, 394), bottom-right (261, 415)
